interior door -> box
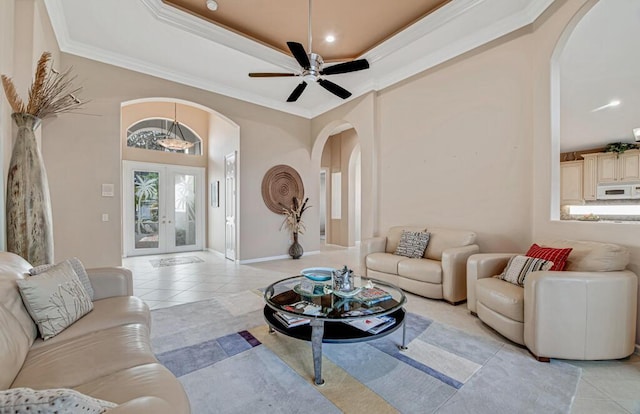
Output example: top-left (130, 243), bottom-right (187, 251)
top-left (225, 152), bottom-right (237, 261)
top-left (123, 161), bottom-right (204, 257)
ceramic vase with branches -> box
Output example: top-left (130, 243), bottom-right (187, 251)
top-left (280, 196), bottom-right (310, 259)
top-left (1, 52), bottom-right (85, 265)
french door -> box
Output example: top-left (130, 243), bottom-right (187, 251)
top-left (123, 161), bottom-right (205, 257)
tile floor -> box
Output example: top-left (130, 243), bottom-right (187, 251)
top-left (123, 245), bottom-right (640, 414)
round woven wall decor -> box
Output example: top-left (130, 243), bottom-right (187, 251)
top-left (261, 165), bottom-right (305, 214)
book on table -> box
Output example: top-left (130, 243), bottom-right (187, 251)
top-left (354, 287), bottom-right (392, 305)
top-left (345, 315), bottom-right (396, 334)
top-left (274, 312), bottom-right (310, 328)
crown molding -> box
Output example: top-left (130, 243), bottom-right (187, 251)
top-left (54, 36), bottom-right (314, 119)
top-left (139, 0), bottom-right (298, 72)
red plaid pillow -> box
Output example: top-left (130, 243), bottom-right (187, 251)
top-left (525, 244), bottom-right (573, 271)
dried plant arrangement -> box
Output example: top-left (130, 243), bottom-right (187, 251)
top-left (280, 196), bottom-right (310, 234)
top-left (1, 51), bottom-right (84, 118)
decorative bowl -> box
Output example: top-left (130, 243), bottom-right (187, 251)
top-left (301, 267), bottom-right (335, 282)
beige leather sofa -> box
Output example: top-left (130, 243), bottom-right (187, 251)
top-left (0, 252), bottom-right (190, 413)
top-left (467, 240), bottom-right (637, 361)
top-left (362, 226), bottom-right (479, 304)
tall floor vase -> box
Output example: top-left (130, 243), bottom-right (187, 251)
top-left (6, 113), bottom-right (54, 266)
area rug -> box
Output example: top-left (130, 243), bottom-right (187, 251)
top-left (150, 294), bottom-right (581, 413)
top-left (149, 256), bottom-right (204, 268)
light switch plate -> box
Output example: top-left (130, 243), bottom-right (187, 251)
top-left (102, 184), bottom-right (114, 197)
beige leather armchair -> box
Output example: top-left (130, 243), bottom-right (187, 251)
top-left (362, 226), bottom-right (479, 304)
top-left (467, 241), bottom-right (637, 361)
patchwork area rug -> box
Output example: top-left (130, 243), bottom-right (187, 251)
top-left (149, 256), bottom-right (204, 268)
top-left (151, 294), bottom-right (581, 413)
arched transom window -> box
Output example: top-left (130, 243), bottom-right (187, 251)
top-left (126, 118), bottom-right (202, 155)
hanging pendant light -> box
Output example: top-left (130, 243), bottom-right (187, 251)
top-left (157, 103), bottom-right (195, 151)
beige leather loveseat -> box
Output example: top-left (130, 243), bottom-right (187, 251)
top-left (467, 240), bottom-right (637, 361)
top-left (362, 226), bottom-right (479, 304)
top-left (0, 252), bottom-right (190, 413)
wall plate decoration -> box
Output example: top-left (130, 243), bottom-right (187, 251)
top-left (261, 164), bottom-right (304, 214)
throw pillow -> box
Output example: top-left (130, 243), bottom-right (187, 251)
top-left (17, 261), bottom-right (93, 340)
top-left (30, 257), bottom-right (94, 299)
top-left (498, 255), bottom-right (554, 287)
top-left (394, 231), bottom-right (431, 258)
top-left (0, 387), bottom-right (116, 413)
top-left (525, 243), bottom-right (573, 271)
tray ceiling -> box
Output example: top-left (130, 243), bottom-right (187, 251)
top-left (43, 0), bottom-right (555, 118)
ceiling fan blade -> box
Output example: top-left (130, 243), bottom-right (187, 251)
top-left (287, 81), bottom-right (308, 102)
top-left (320, 59), bottom-right (370, 75)
top-left (318, 79), bottom-right (352, 99)
top-left (249, 73), bottom-right (297, 77)
top-left (287, 41), bottom-right (311, 69)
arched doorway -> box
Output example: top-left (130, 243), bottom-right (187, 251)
top-left (315, 123), bottom-right (362, 247)
top-left (120, 98), bottom-right (240, 259)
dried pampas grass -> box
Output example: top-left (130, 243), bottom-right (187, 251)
top-left (1, 51), bottom-right (85, 119)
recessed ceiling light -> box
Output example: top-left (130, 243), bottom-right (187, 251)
top-left (325, 35), bottom-right (335, 43)
top-left (206, 0), bottom-right (218, 11)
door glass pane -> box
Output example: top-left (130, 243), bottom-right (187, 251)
top-left (134, 171), bottom-right (160, 249)
top-left (175, 174), bottom-right (196, 247)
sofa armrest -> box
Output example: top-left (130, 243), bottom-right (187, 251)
top-left (466, 253), bottom-right (517, 313)
top-left (87, 267), bottom-right (134, 300)
top-left (440, 244), bottom-right (480, 303)
top-left (107, 397), bottom-right (176, 414)
top-left (360, 237), bottom-right (387, 276)
top-left (524, 270), bottom-right (637, 360)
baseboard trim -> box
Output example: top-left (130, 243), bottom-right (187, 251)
top-left (238, 250), bottom-right (320, 265)
top-left (206, 248), bottom-right (226, 259)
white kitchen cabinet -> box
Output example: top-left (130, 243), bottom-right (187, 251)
top-left (560, 160), bottom-right (584, 205)
top-left (582, 154), bottom-right (597, 200)
top-left (596, 150), bottom-right (640, 183)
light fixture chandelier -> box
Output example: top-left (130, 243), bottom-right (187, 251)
top-left (157, 103), bottom-right (195, 151)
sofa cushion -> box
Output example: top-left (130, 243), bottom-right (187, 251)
top-left (397, 258), bottom-right (442, 284)
top-left (385, 226), bottom-right (427, 253)
top-left (11, 324), bottom-right (156, 389)
top-left (476, 277), bottom-right (524, 322)
top-left (0, 253), bottom-right (38, 346)
top-left (366, 252), bottom-right (405, 274)
top-left (498, 255), bottom-right (554, 287)
top-left (0, 387), bottom-right (116, 413)
top-left (30, 257), bottom-right (95, 300)
top-left (525, 244), bottom-right (572, 271)
top-left (30, 296), bottom-right (150, 350)
top-left (394, 231), bottom-right (430, 258)
top-left (74, 363), bottom-right (191, 412)
top-left (542, 240), bottom-right (629, 272)
top-left (424, 228), bottom-right (477, 260)
top-left (17, 261), bottom-right (94, 340)
top-left (0, 303), bottom-right (32, 389)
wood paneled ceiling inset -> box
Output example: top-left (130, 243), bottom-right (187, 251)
top-left (164, 0), bottom-right (451, 61)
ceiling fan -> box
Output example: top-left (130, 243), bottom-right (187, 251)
top-left (248, 0), bottom-right (370, 102)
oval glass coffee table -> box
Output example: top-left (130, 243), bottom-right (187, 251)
top-left (263, 275), bottom-right (407, 385)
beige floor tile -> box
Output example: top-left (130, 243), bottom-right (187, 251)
top-left (139, 289), bottom-right (183, 301)
top-left (571, 399), bottom-right (630, 414)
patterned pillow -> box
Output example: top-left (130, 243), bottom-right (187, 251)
top-left (30, 257), bottom-right (94, 300)
top-left (17, 261), bottom-right (94, 340)
top-left (498, 255), bottom-right (554, 287)
top-left (394, 231), bottom-right (431, 258)
top-left (525, 244), bottom-right (573, 271)
top-left (0, 387), bottom-right (116, 413)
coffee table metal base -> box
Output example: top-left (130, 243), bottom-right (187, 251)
top-left (264, 307), bottom-right (407, 385)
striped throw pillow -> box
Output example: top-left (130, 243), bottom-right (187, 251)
top-left (498, 255), bottom-right (554, 287)
top-left (525, 244), bottom-right (573, 271)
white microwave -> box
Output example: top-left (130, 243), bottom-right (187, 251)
top-left (596, 184), bottom-right (640, 200)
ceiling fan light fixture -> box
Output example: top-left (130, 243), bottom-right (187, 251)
top-left (206, 0), bottom-right (218, 11)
